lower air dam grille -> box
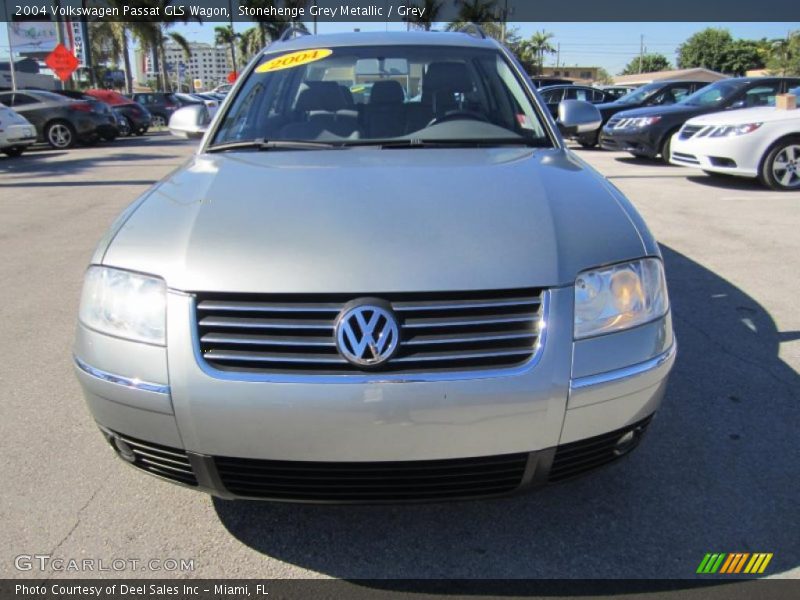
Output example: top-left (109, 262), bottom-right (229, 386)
top-left (214, 453), bottom-right (529, 501)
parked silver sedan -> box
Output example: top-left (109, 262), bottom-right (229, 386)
top-left (74, 30), bottom-right (675, 502)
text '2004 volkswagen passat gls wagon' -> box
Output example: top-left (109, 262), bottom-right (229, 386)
top-left (74, 30), bottom-right (676, 503)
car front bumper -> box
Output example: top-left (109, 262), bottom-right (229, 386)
top-left (74, 287), bottom-right (676, 502)
top-left (600, 127), bottom-right (660, 157)
top-left (1, 123), bottom-right (37, 147)
top-left (669, 131), bottom-right (762, 177)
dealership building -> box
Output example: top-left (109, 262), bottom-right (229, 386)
top-left (136, 42), bottom-right (232, 90)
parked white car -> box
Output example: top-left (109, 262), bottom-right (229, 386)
top-left (670, 102), bottom-right (800, 190)
top-left (0, 102), bottom-right (37, 157)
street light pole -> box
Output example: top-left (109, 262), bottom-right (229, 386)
top-left (6, 23), bottom-right (18, 91)
top-left (228, 0), bottom-right (237, 74)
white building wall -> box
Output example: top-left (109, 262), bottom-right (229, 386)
top-left (141, 42), bottom-right (232, 89)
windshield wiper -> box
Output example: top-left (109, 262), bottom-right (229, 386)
top-left (346, 138), bottom-right (546, 149)
top-left (206, 138), bottom-right (341, 153)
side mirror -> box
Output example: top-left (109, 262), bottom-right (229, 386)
top-left (727, 99), bottom-right (746, 110)
top-left (168, 104), bottom-right (210, 139)
top-left (556, 99), bottom-right (602, 135)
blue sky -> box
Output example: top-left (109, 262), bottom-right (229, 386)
top-left (166, 22), bottom-right (798, 74)
top-left (2, 21), bottom-right (797, 75)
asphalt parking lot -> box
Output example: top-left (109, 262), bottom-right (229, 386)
top-left (0, 134), bottom-right (798, 580)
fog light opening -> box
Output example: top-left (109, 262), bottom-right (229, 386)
top-left (111, 435), bottom-right (136, 463)
top-left (613, 428), bottom-right (641, 456)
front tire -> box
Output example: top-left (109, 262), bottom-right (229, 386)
top-left (660, 133), bottom-right (674, 164)
top-left (760, 137), bottom-right (800, 191)
top-left (578, 131), bottom-right (599, 148)
top-left (46, 121), bottom-right (76, 149)
top-left (119, 117), bottom-right (133, 137)
top-left (2, 146), bottom-right (25, 157)
top-left (151, 114), bottom-right (167, 128)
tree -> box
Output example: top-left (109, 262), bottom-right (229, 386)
top-left (767, 32), bottom-right (800, 76)
top-left (594, 67), bottom-right (613, 85)
top-left (513, 30), bottom-right (555, 76)
top-left (621, 53), bottom-right (672, 75)
top-left (404, 0), bottom-right (445, 31)
top-left (215, 25), bottom-right (241, 71)
top-left (238, 27), bottom-right (265, 65)
top-left (721, 39), bottom-right (768, 76)
top-left (450, 0), bottom-right (497, 23)
top-left (677, 28), bottom-right (733, 71)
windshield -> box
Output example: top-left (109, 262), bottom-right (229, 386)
top-left (211, 44), bottom-right (550, 147)
top-left (614, 83), bottom-right (661, 105)
top-left (679, 81), bottom-right (743, 106)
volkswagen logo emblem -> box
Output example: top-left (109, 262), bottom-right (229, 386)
top-left (335, 300), bottom-right (400, 367)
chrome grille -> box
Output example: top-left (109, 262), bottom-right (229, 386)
top-left (195, 289), bottom-right (545, 375)
top-left (214, 452), bottom-right (528, 501)
top-left (678, 124), bottom-right (703, 139)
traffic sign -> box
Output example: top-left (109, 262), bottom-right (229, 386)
top-left (45, 44), bottom-right (79, 82)
top-left (227, 71), bottom-right (238, 83)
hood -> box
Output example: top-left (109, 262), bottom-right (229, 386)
top-left (685, 105), bottom-right (800, 126)
top-left (0, 104), bottom-right (31, 125)
top-left (101, 148), bottom-right (648, 293)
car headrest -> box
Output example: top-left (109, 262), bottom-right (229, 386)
top-left (369, 80), bottom-right (404, 105)
top-left (339, 85), bottom-right (355, 107)
top-left (422, 62), bottom-right (474, 101)
top-left (296, 82), bottom-right (347, 112)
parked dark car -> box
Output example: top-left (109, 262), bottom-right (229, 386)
top-left (574, 80), bottom-right (709, 147)
top-left (85, 90), bottom-right (151, 136)
top-left (50, 89), bottom-right (120, 141)
top-left (596, 85), bottom-right (638, 101)
top-left (131, 92), bottom-right (182, 128)
top-left (538, 85), bottom-right (614, 119)
top-left (600, 77), bottom-right (800, 162)
top-left (0, 89), bottom-right (113, 148)
top-left (529, 77), bottom-right (573, 88)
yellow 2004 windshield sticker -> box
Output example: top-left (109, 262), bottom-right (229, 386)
top-left (256, 49), bottom-right (333, 73)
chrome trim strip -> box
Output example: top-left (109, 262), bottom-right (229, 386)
top-left (73, 356), bottom-right (171, 395)
top-left (191, 290), bottom-right (551, 384)
top-left (570, 342), bottom-right (676, 390)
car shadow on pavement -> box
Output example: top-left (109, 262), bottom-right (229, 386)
top-left (213, 245), bottom-right (799, 581)
top-left (684, 175), bottom-right (776, 193)
top-left (0, 150), bottom-right (184, 181)
top-left (614, 156), bottom-right (672, 167)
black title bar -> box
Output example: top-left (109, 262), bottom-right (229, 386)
top-left (2, 0), bottom-right (799, 23)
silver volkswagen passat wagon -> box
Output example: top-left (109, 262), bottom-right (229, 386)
top-left (74, 30), bottom-right (675, 502)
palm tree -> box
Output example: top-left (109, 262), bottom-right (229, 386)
top-left (238, 26), bottom-right (265, 65)
top-left (450, 0), bottom-right (497, 22)
top-left (527, 30), bottom-right (556, 76)
top-left (404, 0), bottom-right (444, 31)
top-left (215, 25), bottom-right (240, 72)
top-left (239, 0), bottom-right (307, 53)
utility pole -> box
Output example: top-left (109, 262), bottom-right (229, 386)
top-left (6, 23), bottom-right (18, 91)
top-left (227, 0), bottom-right (237, 74)
top-left (556, 43), bottom-right (560, 68)
top-left (53, 0), bottom-right (67, 89)
top-left (501, 0), bottom-right (508, 43)
top-left (639, 34), bottom-right (644, 74)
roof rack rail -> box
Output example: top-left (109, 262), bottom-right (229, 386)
top-left (278, 26), bottom-right (310, 42)
top-left (454, 23), bottom-right (487, 39)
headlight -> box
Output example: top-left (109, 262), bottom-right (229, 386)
top-left (707, 122), bottom-right (762, 137)
top-left (574, 258), bottom-right (668, 339)
top-left (78, 266), bottom-right (166, 345)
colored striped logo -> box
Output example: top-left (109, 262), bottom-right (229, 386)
top-left (697, 553), bottom-right (773, 574)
